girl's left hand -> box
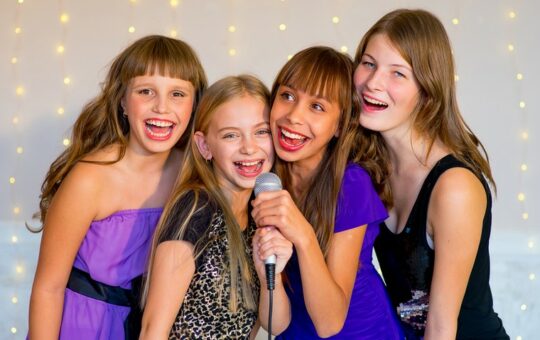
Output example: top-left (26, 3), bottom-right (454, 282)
top-left (251, 190), bottom-right (315, 247)
top-left (252, 226), bottom-right (293, 278)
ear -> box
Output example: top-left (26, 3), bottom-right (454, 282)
top-left (193, 131), bottom-right (212, 160)
top-left (334, 127), bottom-right (340, 138)
top-left (120, 97), bottom-right (127, 115)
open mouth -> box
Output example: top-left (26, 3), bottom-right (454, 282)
top-left (144, 119), bottom-right (176, 139)
top-left (363, 95), bottom-right (388, 111)
top-left (234, 159), bottom-right (265, 177)
top-left (278, 126), bottom-right (308, 150)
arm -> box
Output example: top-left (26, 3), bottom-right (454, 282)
top-left (424, 168), bottom-right (486, 340)
top-left (252, 191), bottom-right (365, 337)
top-left (139, 241), bottom-right (195, 339)
top-left (253, 227), bottom-right (293, 334)
top-left (28, 164), bottom-right (100, 339)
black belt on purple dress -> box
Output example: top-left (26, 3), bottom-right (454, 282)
top-left (66, 266), bottom-right (143, 340)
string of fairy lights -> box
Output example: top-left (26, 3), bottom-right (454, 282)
top-left (2, 1), bottom-right (537, 338)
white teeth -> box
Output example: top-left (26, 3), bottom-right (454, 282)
top-left (146, 119), bottom-right (173, 127)
top-left (145, 126), bottom-right (171, 137)
top-left (236, 160), bottom-right (261, 166)
top-left (363, 96), bottom-right (387, 106)
top-left (281, 128), bottom-right (306, 140)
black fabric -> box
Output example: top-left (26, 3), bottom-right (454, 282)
top-left (66, 267), bottom-right (142, 339)
top-left (375, 154), bottom-right (508, 339)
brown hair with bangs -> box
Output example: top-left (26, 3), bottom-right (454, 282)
top-left (271, 46), bottom-right (360, 255)
top-left (34, 35), bottom-right (207, 228)
top-left (353, 9), bottom-right (495, 207)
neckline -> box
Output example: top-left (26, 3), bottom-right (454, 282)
top-left (93, 207), bottom-right (163, 222)
top-left (384, 154), bottom-right (454, 236)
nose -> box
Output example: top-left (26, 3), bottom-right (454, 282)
top-left (285, 102), bottom-right (303, 124)
top-left (365, 68), bottom-right (385, 92)
top-left (153, 94), bottom-right (170, 114)
top-left (240, 135), bottom-right (256, 155)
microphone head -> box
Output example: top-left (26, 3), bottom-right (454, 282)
top-left (254, 172), bottom-right (282, 196)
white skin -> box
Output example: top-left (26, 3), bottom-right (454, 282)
top-left (354, 33), bottom-right (486, 340)
top-left (28, 73), bottom-right (195, 339)
top-left (139, 95), bottom-right (293, 340)
top-left (251, 85), bottom-right (367, 337)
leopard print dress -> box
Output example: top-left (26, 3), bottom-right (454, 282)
top-left (168, 209), bottom-right (259, 339)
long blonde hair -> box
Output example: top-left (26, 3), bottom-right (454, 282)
top-left (142, 75), bottom-right (270, 312)
top-left (353, 9), bottom-right (495, 207)
top-left (271, 46), bottom-right (359, 256)
top-left (33, 35), bottom-right (207, 229)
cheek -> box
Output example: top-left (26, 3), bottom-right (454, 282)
top-left (353, 68), bottom-right (367, 90)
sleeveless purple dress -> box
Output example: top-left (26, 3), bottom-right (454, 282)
top-left (58, 208), bottom-right (162, 340)
top-left (276, 164), bottom-right (403, 339)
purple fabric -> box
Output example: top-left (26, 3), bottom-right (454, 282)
top-left (58, 208), bottom-right (162, 340)
top-left (277, 164), bottom-right (403, 339)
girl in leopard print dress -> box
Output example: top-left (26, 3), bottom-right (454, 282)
top-left (139, 75), bottom-right (292, 339)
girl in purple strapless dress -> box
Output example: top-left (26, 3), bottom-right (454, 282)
top-left (28, 35), bottom-right (207, 340)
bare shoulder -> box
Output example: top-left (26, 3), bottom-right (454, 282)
top-left (432, 167), bottom-right (486, 206)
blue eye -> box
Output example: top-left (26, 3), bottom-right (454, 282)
top-left (394, 71), bottom-right (406, 78)
top-left (362, 61), bottom-right (375, 69)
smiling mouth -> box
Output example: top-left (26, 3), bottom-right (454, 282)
top-left (234, 160), bottom-right (265, 176)
top-left (279, 127), bottom-right (308, 147)
top-left (363, 95), bottom-right (388, 110)
top-left (145, 119), bottom-right (176, 138)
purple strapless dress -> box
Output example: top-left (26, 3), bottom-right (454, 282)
top-left (59, 208), bottom-right (162, 340)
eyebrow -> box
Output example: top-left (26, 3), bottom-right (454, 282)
top-left (282, 85), bottom-right (330, 102)
top-left (363, 53), bottom-right (412, 72)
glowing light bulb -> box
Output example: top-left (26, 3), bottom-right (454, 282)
top-left (63, 77), bottom-right (71, 85)
top-left (12, 116), bottom-right (20, 125)
top-left (340, 46), bottom-right (348, 53)
top-left (454, 75), bottom-right (460, 82)
top-left (11, 235), bottom-right (19, 243)
top-left (130, 0), bottom-right (137, 3)
top-left (228, 25), bottom-right (236, 33)
top-left (519, 101), bottom-right (526, 109)
top-left (516, 73), bottom-right (523, 80)
top-left (508, 44), bottom-right (515, 52)
top-left (57, 45), bottom-right (65, 54)
top-left (13, 207), bottom-right (21, 215)
top-left (11, 296), bottom-right (18, 304)
top-left (18, 0), bottom-right (24, 3)
top-left (521, 131), bottom-right (529, 140)
top-left (452, 18), bottom-right (459, 25)
top-left (522, 212), bottom-right (529, 220)
top-left (516, 336), bottom-right (522, 340)
top-left (16, 86), bottom-right (25, 95)
top-left (11, 328), bottom-right (17, 334)
top-left (529, 273), bottom-right (536, 280)
top-left (170, 29), bottom-right (177, 37)
top-left (279, 24), bottom-right (287, 31)
top-left (520, 164), bottom-right (528, 171)
top-left (332, 16), bottom-right (340, 24)
top-left (128, 26), bottom-right (136, 33)
top-left (9, 177), bottom-right (16, 184)
top-left (287, 54), bottom-right (293, 60)
top-left (60, 13), bottom-right (69, 23)
top-left (63, 138), bottom-right (71, 146)
top-left (15, 265), bottom-right (23, 274)
top-left (509, 11), bottom-right (516, 19)
top-left (520, 304), bottom-right (527, 311)
top-left (517, 193), bottom-right (525, 202)
top-left (528, 240), bottom-right (535, 249)
top-left (57, 107), bottom-right (65, 115)
top-left (170, 0), bottom-right (179, 7)
top-left (11, 57), bottom-right (18, 64)
top-left (228, 48), bottom-right (237, 56)
top-left (15, 27), bottom-right (22, 34)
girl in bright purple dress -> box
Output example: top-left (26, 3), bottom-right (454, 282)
top-left (28, 35), bottom-right (207, 340)
top-left (251, 46), bottom-right (403, 339)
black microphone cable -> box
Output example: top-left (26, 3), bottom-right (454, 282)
top-left (266, 262), bottom-right (276, 340)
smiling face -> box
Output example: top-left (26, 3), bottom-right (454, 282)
top-left (270, 85), bottom-right (341, 171)
top-left (194, 95), bottom-right (274, 194)
top-left (354, 33), bottom-right (421, 138)
top-left (122, 74), bottom-right (195, 155)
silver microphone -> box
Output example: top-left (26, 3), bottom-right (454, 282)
top-left (254, 172), bottom-right (282, 265)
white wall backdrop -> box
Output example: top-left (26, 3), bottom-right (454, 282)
top-left (1, 0), bottom-right (538, 338)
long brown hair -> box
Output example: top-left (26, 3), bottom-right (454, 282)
top-left (35, 35), bottom-right (207, 227)
top-left (142, 75), bottom-right (270, 312)
top-left (353, 9), bottom-right (495, 207)
top-left (271, 46), bottom-right (359, 256)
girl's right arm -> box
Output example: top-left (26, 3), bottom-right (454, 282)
top-left (29, 164), bottom-right (101, 339)
top-left (139, 240), bottom-right (195, 339)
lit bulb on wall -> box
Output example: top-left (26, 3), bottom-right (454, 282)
top-left (279, 24), bottom-right (287, 31)
top-left (332, 16), bottom-right (340, 24)
top-left (452, 18), bottom-right (460, 25)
